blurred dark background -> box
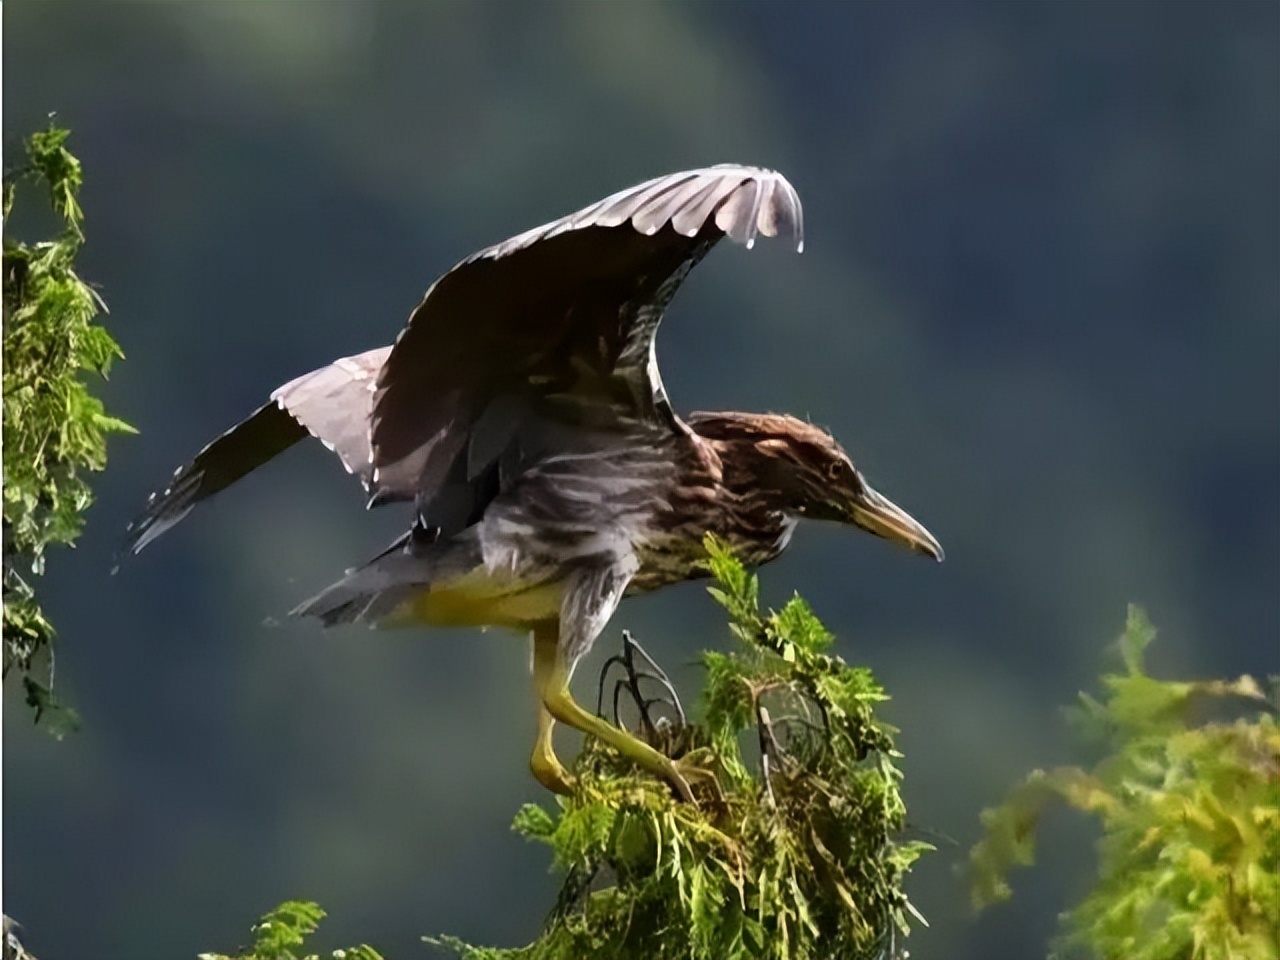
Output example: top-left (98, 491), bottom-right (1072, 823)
top-left (4, 2), bottom-right (1277, 958)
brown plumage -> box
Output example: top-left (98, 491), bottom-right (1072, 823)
top-left (127, 165), bottom-right (941, 801)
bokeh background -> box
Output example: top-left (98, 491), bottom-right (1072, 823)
top-left (4, 2), bottom-right (1277, 958)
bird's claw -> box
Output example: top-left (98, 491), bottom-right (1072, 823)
top-left (531, 750), bottom-right (577, 796)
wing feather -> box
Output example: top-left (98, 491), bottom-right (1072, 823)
top-left (271, 346), bottom-right (391, 482)
top-left (370, 165), bottom-right (803, 533)
top-left (630, 172), bottom-right (704, 235)
top-left (125, 346), bottom-right (391, 554)
top-left (715, 176), bottom-right (765, 246)
top-left (127, 168), bottom-right (803, 558)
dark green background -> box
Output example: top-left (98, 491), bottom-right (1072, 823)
top-left (5, 3), bottom-right (1277, 958)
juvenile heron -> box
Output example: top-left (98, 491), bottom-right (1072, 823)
top-left (127, 165), bottom-right (942, 800)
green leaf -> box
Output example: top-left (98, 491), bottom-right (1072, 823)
top-left (3, 122), bottom-right (133, 733)
top-left (1119, 604), bottom-right (1156, 676)
top-left (201, 900), bottom-right (387, 960)
top-left (21, 676), bottom-right (81, 740)
top-left (970, 609), bottom-right (1280, 960)
top-left (770, 594), bottom-right (833, 653)
top-left (253, 900), bottom-right (326, 954)
top-left (512, 803), bottom-right (557, 840)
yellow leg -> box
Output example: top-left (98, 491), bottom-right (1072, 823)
top-left (531, 622), bottom-right (708, 803)
top-left (529, 705), bottom-right (575, 795)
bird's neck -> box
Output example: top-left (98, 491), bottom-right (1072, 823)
top-left (682, 424), bottom-right (798, 556)
top-left (688, 426), bottom-right (786, 508)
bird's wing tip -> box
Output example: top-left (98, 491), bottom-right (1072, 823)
top-left (471, 164), bottom-right (806, 261)
top-left (706, 165), bottom-right (804, 253)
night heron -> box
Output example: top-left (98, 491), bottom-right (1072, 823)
top-left (127, 165), bottom-right (943, 800)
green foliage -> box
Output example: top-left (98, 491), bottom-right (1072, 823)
top-left (2, 123), bottom-right (134, 734)
top-left (198, 900), bottom-right (384, 960)
top-left (429, 534), bottom-right (929, 960)
top-left (970, 605), bottom-right (1280, 960)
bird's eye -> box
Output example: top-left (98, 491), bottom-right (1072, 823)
top-left (826, 461), bottom-right (849, 482)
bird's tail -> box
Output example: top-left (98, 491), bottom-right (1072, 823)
top-left (291, 536), bottom-right (480, 627)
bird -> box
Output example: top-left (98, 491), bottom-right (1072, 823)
top-left (125, 165), bottom-right (943, 801)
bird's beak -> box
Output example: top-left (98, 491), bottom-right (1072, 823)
top-left (847, 485), bottom-right (944, 561)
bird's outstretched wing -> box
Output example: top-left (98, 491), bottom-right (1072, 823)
top-left (124, 346), bottom-right (390, 555)
top-left (127, 166), bottom-right (803, 554)
top-left (370, 165), bottom-right (804, 533)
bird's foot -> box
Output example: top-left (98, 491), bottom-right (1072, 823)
top-left (533, 738), bottom-right (715, 804)
top-left (531, 750), bottom-right (576, 796)
top-left (530, 706), bottom-right (576, 795)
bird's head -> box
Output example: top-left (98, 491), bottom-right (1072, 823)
top-left (689, 412), bottom-right (944, 561)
